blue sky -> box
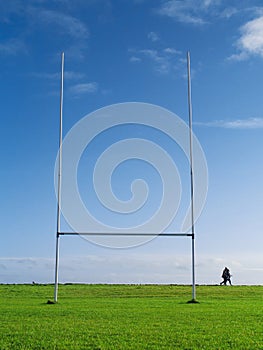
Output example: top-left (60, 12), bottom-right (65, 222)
top-left (1, 0), bottom-right (263, 285)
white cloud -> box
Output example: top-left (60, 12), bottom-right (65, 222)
top-left (69, 82), bottom-right (98, 95)
top-left (196, 117), bottom-right (263, 129)
top-left (239, 16), bottom-right (263, 55)
top-left (229, 15), bottom-right (263, 61)
top-left (227, 51), bottom-right (248, 61)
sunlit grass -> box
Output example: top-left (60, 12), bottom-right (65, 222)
top-left (0, 284), bottom-right (262, 349)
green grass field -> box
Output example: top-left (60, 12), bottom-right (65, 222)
top-left (0, 284), bottom-right (262, 349)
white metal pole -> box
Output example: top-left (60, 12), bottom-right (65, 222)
top-left (54, 52), bottom-right (64, 303)
top-left (187, 51), bottom-right (196, 302)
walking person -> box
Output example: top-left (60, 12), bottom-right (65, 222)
top-left (220, 267), bottom-right (232, 285)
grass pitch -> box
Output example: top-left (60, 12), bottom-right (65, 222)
top-left (0, 284), bottom-right (262, 349)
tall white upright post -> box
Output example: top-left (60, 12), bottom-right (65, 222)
top-left (187, 51), bottom-right (197, 302)
top-left (54, 52), bottom-right (64, 303)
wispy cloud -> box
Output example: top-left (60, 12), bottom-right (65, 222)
top-left (157, 0), bottom-right (222, 25)
top-left (229, 15), bottom-right (263, 61)
top-left (0, 257), bottom-right (54, 283)
top-left (64, 71), bottom-right (86, 80)
top-left (156, 0), bottom-right (244, 25)
top-left (0, 254), bottom-right (191, 284)
top-left (147, 31), bottom-right (160, 42)
top-left (1, 253), bottom-right (262, 284)
top-left (29, 8), bottom-right (89, 40)
top-left (0, 38), bottom-right (27, 55)
top-left (69, 82), bottom-right (98, 96)
top-left (220, 6), bottom-right (239, 19)
top-left (0, 2), bottom-right (89, 40)
top-left (129, 47), bottom-right (182, 74)
top-left (157, 0), bottom-right (205, 25)
top-left (196, 117), bottom-right (263, 129)
top-left (129, 56), bottom-right (142, 63)
top-left (0, 3), bottom-right (91, 59)
top-left (31, 70), bottom-right (86, 80)
top-left (0, 1), bottom-right (24, 23)
top-left (163, 47), bottom-right (181, 55)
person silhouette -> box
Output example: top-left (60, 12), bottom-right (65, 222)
top-left (220, 267), bottom-right (232, 285)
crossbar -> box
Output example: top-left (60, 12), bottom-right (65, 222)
top-left (58, 232), bottom-right (192, 237)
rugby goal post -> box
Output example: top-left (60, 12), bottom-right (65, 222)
top-left (53, 52), bottom-right (197, 303)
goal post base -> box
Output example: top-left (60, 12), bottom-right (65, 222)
top-left (187, 298), bottom-right (199, 304)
